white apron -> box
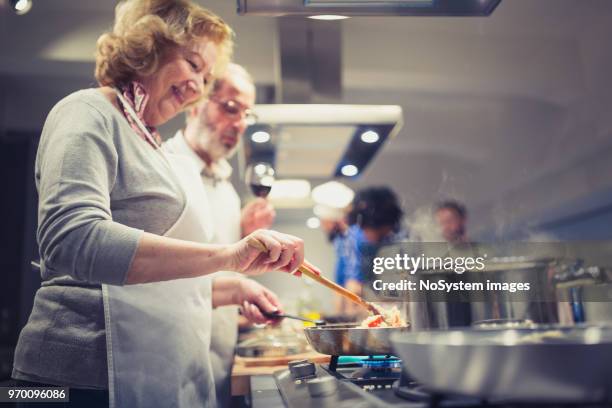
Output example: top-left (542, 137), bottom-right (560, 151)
top-left (102, 91), bottom-right (217, 408)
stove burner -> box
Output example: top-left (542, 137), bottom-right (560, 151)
top-left (360, 356), bottom-right (402, 370)
top-left (323, 356), bottom-right (402, 389)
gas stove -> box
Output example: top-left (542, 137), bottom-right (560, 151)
top-left (248, 356), bottom-right (612, 408)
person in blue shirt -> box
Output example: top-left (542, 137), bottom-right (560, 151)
top-left (335, 186), bottom-right (406, 315)
top-left (316, 204), bottom-right (358, 314)
top-left (348, 187), bottom-right (406, 311)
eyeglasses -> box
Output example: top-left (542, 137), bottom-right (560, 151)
top-left (209, 97), bottom-right (258, 125)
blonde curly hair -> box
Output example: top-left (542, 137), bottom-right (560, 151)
top-left (95, 0), bottom-right (233, 91)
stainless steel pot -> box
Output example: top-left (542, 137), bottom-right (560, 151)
top-left (370, 243), bottom-right (573, 330)
top-left (469, 258), bottom-right (563, 325)
top-left (398, 258), bottom-right (564, 330)
top-left (554, 266), bottom-right (612, 325)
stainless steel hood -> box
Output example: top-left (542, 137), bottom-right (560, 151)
top-left (239, 2), bottom-right (416, 181)
top-left (237, 0), bottom-right (502, 17)
top-left (245, 104), bottom-right (403, 180)
top-left (244, 18), bottom-right (403, 179)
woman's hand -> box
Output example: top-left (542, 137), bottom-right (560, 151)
top-left (126, 229), bottom-right (320, 284)
top-left (234, 278), bottom-right (283, 325)
top-left (225, 229), bottom-right (305, 276)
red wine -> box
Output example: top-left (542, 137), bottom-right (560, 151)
top-left (250, 184), bottom-right (272, 198)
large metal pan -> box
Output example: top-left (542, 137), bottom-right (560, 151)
top-left (304, 323), bottom-right (409, 355)
top-left (391, 324), bottom-right (612, 403)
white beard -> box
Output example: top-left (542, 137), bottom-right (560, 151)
top-left (198, 124), bottom-right (237, 162)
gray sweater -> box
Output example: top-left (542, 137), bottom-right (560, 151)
top-left (12, 89), bottom-right (185, 389)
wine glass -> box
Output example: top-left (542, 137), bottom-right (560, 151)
top-left (245, 162), bottom-right (275, 198)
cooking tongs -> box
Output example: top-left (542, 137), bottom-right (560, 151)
top-left (247, 237), bottom-right (385, 316)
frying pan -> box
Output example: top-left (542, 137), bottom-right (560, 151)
top-left (390, 323), bottom-right (612, 402)
top-left (246, 237), bottom-right (409, 355)
top-left (304, 323), bottom-right (409, 355)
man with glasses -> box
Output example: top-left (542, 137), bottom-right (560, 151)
top-left (163, 63), bottom-right (275, 407)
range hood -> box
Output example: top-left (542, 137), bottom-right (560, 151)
top-left (246, 104), bottom-right (403, 179)
top-left (237, 0), bottom-right (502, 17)
top-left (241, 16), bottom-right (405, 181)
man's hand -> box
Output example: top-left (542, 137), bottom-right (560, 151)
top-left (241, 198), bottom-right (276, 237)
top-left (235, 278), bottom-right (283, 325)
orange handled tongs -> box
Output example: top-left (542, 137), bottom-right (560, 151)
top-left (247, 237), bottom-right (385, 316)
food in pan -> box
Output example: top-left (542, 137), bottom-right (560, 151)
top-left (360, 306), bottom-right (407, 328)
top-left (361, 314), bottom-right (386, 327)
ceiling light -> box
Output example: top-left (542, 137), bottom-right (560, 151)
top-left (360, 130), bottom-right (379, 144)
top-left (306, 217), bottom-right (321, 229)
top-left (11, 0), bottom-right (32, 15)
top-left (252, 104), bottom-right (403, 179)
top-left (311, 181), bottom-right (354, 208)
top-left (268, 179), bottom-right (311, 200)
top-left (308, 15), bottom-right (349, 20)
top-left (253, 163), bottom-right (269, 176)
top-left (251, 131), bottom-right (270, 144)
top-left (268, 179), bottom-right (313, 209)
top-left (341, 164), bottom-right (358, 177)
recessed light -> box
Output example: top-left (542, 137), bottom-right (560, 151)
top-left (251, 131), bottom-right (270, 143)
top-left (306, 217), bottom-right (321, 229)
top-left (268, 179), bottom-right (311, 200)
top-left (311, 181), bottom-right (354, 208)
top-left (11, 0), bottom-right (32, 15)
top-left (254, 163), bottom-right (268, 175)
top-left (308, 15), bottom-right (349, 20)
top-left (360, 130), bottom-right (379, 143)
top-left (341, 164), bottom-right (358, 177)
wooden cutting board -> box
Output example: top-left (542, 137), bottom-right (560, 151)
top-left (234, 350), bottom-right (330, 367)
top-left (232, 351), bottom-right (331, 396)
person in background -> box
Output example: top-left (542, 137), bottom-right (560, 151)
top-left (344, 186), bottom-right (405, 314)
top-left (162, 63), bottom-right (275, 407)
top-left (11, 1), bottom-right (314, 407)
top-left (314, 203), bottom-right (355, 315)
top-left (434, 199), bottom-right (468, 243)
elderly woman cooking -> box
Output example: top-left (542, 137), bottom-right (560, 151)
top-left (11, 1), bottom-right (312, 407)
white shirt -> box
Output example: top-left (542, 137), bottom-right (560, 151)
top-left (163, 130), bottom-right (241, 245)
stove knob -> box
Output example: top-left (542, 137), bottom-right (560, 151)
top-left (290, 362), bottom-right (316, 379)
top-left (288, 359), bottom-right (308, 369)
top-left (307, 377), bottom-right (337, 397)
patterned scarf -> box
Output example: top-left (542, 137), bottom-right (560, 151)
top-left (117, 82), bottom-right (162, 149)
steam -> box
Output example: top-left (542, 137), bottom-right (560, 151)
top-left (525, 232), bottom-right (557, 242)
top-left (404, 206), bottom-right (444, 242)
